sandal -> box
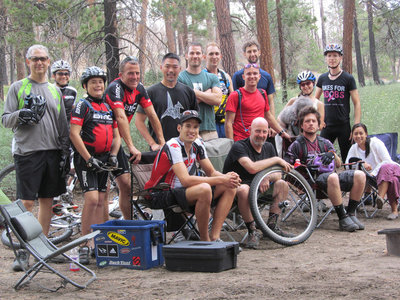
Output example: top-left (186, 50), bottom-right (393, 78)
top-left (78, 246), bottom-right (90, 265)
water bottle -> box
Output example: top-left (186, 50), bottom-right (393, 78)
top-left (69, 247), bottom-right (80, 272)
top-left (294, 159), bottom-right (301, 168)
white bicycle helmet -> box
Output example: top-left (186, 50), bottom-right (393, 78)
top-left (51, 60), bottom-right (72, 74)
top-left (297, 71), bottom-right (316, 84)
top-left (323, 44), bottom-right (343, 56)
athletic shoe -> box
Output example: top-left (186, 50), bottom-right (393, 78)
top-left (78, 246), bottom-right (90, 265)
top-left (349, 215), bottom-right (365, 230)
top-left (339, 216), bottom-right (358, 232)
top-left (12, 249), bottom-right (30, 272)
top-left (387, 213), bottom-right (399, 220)
top-left (241, 232), bottom-right (260, 249)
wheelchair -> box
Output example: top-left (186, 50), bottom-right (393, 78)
top-left (248, 165), bottom-right (317, 246)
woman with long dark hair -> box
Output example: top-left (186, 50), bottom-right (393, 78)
top-left (346, 123), bottom-right (400, 220)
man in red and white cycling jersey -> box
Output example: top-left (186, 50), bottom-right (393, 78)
top-left (145, 110), bottom-right (240, 241)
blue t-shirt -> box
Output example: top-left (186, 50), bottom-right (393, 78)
top-left (232, 68), bottom-right (275, 95)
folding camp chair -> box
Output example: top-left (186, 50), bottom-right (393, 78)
top-left (131, 151), bottom-right (200, 244)
top-left (0, 200), bottom-right (99, 291)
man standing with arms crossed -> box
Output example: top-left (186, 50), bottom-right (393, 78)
top-left (2, 45), bottom-right (69, 270)
top-left (203, 42), bottom-right (233, 138)
top-left (315, 44), bottom-right (361, 162)
top-left (178, 42), bottom-right (222, 141)
top-left (135, 53), bottom-right (198, 148)
top-left (105, 56), bottom-right (165, 220)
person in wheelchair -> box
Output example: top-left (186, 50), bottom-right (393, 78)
top-left (347, 123), bottom-right (400, 220)
top-left (223, 117), bottom-right (292, 248)
top-left (285, 106), bottom-right (366, 232)
top-left (144, 110), bottom-right (241, 241)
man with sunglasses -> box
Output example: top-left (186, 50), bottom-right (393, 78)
top-left (2, 45), bottom-right (69, 270)
top-left (315, 44), bottom-right (361, 162)
top-left (225, 63), bottom-right (290, 142)
top-left (178, 42), bottom-right (222, 141)
top-left (51, 60), bottom-right (77, 123)
top-left (232, 41), bottom-right (276, 118)
top-left (105, 56), bottom-right (164, 220)
top-left (145, 110), bottom-right (241, 241)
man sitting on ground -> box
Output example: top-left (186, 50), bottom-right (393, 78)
top-left (145, 110), bottom-right (241, 241)
top-left (284, 106), bottom-right (366, 232)
top-left (223, 117), bottom-right (291, 248)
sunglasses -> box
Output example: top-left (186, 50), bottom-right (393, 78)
top-left (29, 56), bottom-right (49, 62)
top-left (56, 71), bottom-right (70, 76)
top-left (244, 63), bottom-right (259, 69)
top-left (182, 110), bottom-right (199, 116)
top-left (300, 81), bottom-right (313, 87)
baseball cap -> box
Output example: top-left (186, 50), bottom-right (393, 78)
top-left (180, 110), bottom-right (202, 124)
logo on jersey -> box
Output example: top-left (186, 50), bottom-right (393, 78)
top-left (115, 84), bottom-right (121, 99)
top-left (161, 92), bottom-right (184, 120)
top-left (170, 143), bottom-right (180, 148)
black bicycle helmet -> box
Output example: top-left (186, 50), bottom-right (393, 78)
top-left (323, 44), bottom-right (343, 56)
top-left (51, 60), bottom-right (72, 74)
top-left (80, 66), bottom-right (107, 88)
top-left (24, 94), bottom-right (47, 123)
top-left (296, 71), bottom-right (316, 84)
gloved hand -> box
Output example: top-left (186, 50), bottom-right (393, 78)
top-left (59, 155), bottom-right (71, 178)
top-left (86, 156), bottom-right (104, 172)
top-left (108, 154), bottom-right (118, 168)
top-left (320, 152), bottom-right (335, 165)
top-left (18, 108), bottom-right (39, 125)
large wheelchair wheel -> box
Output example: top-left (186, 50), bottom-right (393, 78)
top-left (249, 166), bottom-right (317, 246)
top-left (0, 163), bottom-right (16, 202)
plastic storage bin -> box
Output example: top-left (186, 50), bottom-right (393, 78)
top-left (162, 241), bottom-right (239, 272)
top-left (91, 220), bottom-right (165, 269)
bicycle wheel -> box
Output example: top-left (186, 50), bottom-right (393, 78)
top-left (0, 164), bottom-right (17, 202)
top-left (249, 166), bottom-right (317, 246)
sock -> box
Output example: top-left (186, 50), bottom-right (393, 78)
top-left (267, 213), bottom-right (279, 229)
top-left (334, 204), bottom-right (348, 220)
top-left (347, 199), bottom-right (359, 216)
top-left (245, 221), bottom-right (256, 234)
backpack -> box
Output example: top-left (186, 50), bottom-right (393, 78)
top-left (214, 70), bottom-right (230, 122)
top-left (236, 88), bottom-right (267, 133)
top-left (295, 135), bottom-right (329, 164)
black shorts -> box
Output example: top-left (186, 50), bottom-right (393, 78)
top-left (74, 153), bottom-right (109, 193)
top-left (14, 150), bottom-right (66, 200)
top-left (112, 146), bottom-right (130, 178)
top-left (316, 170), bottom-right (354, 192)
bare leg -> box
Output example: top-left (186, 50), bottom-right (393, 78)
top-left (81, 191), bottom-right (101, 238)
top-left (209, 185), bottom-right (236, 241)
top-left (37, 198), bottom-right (53, 236)
top-left (115, 173), bottom-right (131, 220)
top-left (349, 170), bottom-right (365, 201)
top-left (378, 181), bottom-right (389, 200)
top-left (185, 183), bottom-right (213, 241)
top-left (236, 184), bottom-right (252, 223)
top-left (270, 179), bottom-right (289, 215)
top-left (326, 173), bottom-right (343, 206)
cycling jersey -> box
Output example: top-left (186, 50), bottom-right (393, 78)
top-left (70, 96), bottom-right (117, 154)
top-left (59, 85), bottom-right (77, 122)
top-left (145, 137), bottom-right (207, 189)
top-left (105, 78), bottom-right (152, 122)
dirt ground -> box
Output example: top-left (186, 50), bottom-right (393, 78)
top-left (1, 203), bottom-right (399, 300)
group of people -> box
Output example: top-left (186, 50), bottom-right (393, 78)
top-left (2, 40), bottom-right (399, 269)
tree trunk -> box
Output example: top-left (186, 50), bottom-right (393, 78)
top-left (206, 17), bottom-right (214, 41)
top-left (0, 0), bottom-right (6, 100)
top-left (103, 0), bottom-right (119, 84)
top-left (137, 0), bottom-right (148, 84)
top-left (342, 0), bottom-right (354, 73)
top-left (9, 45), bottom-right (15, 83)
top-left (164, 5), bottom-right (176, 53)
top-left (182, 7), bottom-right (188, 51)
top-left (214, 0), bottom-right (236, 76)
top-left (16, 49), bottom-right (25, 80)
top-left (353, 7), bottom-right (365, 87)
top-left (255, 0), bottom-right (275, 82)
top-left (276, 0), bottom-right (287, 102)
top-left (366, 0), bottom-right (380, 84)
top-left (319, 0), bottom-right (326, 49)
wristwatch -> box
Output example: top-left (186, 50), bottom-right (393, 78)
top-left (278, 129), bottom-right (286, 136)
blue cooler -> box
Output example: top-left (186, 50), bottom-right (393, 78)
top-left (91, 220), bottom-right (165, 269)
